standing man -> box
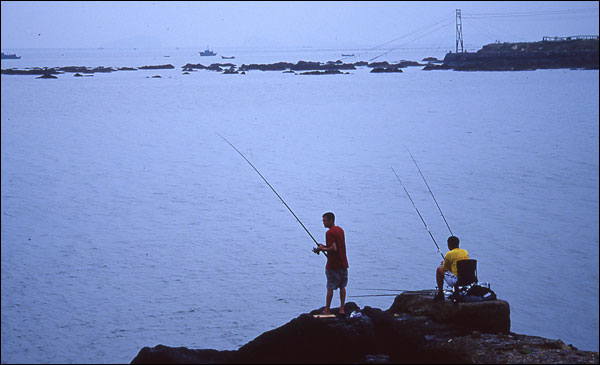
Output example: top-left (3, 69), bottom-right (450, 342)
top-left (317, 212), bottom-right (349, 315)
top-left (435, 236), bottom-right (468, 301)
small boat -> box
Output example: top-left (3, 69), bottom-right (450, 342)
top-left (1, 52), bottom-right (21, 59)
top-left (341, 53), bottom-right (354, 57)
top-left (200, 45), bottom-right (217, 56)
top-left (221, 55), bottom-right (235, 59)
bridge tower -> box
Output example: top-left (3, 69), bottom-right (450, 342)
top-left (456, 9), bottom-right (464, 53)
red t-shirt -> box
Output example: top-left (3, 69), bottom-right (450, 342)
top-left (325, 225), bottom-right (349, 270)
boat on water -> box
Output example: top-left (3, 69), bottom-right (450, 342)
top-left (200, 45), bottom-right (217, 56)
top-left (1, 52), bottom-right (21, 59)
top-left (221, 55), bottom-right (235, 59)
top-left (341, 53), bottom-right (354, 57)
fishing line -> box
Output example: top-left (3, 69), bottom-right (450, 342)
top-left (391, 167), bottom-right (444, 259)
top-left (217, 133), bottom-right (326, 257)
top-left (406, 149), bottom-right (453, 236)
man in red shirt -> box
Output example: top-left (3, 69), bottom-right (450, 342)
top-left (317, 212), bottom-right (349, 315)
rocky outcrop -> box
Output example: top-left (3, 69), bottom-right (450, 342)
top-left (58, 66), bottom-right (115, 73)
top-left (130, 291), bottom-right (599, 364)
top-left (238, 61), bottom-right (356, 72)
top-left (427, 39), bottom-right (599, 71)
top-left (138, 64), bottom-right (175, 70)
top-left (181, 63), bottom-right (207, 71)
top-left (299, 69), bottom-right (349, 75)
top-left (422, 57), bottom-right (443, 63)
top-left (2, 68), bottom-right (60, 75)
top-left (370, 67), bottom-right (403, 73)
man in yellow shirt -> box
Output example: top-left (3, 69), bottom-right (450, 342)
top-left (435, 236), bottom-right (468, 301)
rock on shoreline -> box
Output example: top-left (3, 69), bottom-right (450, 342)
top-left (130, 290), bottom-right (599, 364)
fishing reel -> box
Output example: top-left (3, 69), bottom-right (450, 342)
top-left (312, 247), bottom-right (321, 255)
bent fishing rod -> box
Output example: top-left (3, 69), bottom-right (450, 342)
top-left (217, 133), bottom-right (326, 257)
top-left (391, 167), bottom-right (444, 259)
top-left (407, 149), bottom-right (453, 236)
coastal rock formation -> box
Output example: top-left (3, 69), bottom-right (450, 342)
top-left (2, 68), bottom-right (60, 75)
top-left (130, 291), bottom-right (598, 364)
top-left (370, 67), bottom-right (403, 73)
top-left (426, 38), bottom-right (599, 71)
top-left (222, 68), bottom-right (239, 74)
top-left (238, 61), bottom-right (356, 72)
top-left (422, 57), bottom-right (443, 63)
top-left (138, 64), bottom-right (175, 70)
top-left (181, 63), bottom-right (207, 71)
top-left (299, 69), bottom-right (349, 75)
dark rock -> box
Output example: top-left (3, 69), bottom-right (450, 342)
top-left (2, 68), bottom-right (59, 75)
top-left (182, 72), bottom-right (190, 75)
top-left (388, 291), bottom-right (510, 334)
top-left (151, 75), bottom-right (161, 78)
top-left (299, 69), bottom-right (348, 75)
top-left (131, 293), bottom-right (599, 364)
top-left (181, 63), bottom-right (207, 70)
top-left (92, 66), bottom-right (114, 73)
top-left (422, 63), bottom-right (452, 71)
top-left (440, 39), bottom-right (599, 71)
top-left (353, 61), bottom-right (369, 67)
top-left (131, 345), bottom-right (235, 364)
top-left (207, 64), bottom-right (223, 72)
top-left (222, 68), bottom-right (238, 74)
top-left (239, 62), bottom-right (294, 71)
top-left (367, 61), bottom-right (390, 68)
top-left (397, 60), bottom-right (422, 67)
top-left (138, 64), bottom-right (175, 70)
top-left (422, 57), bottom-right (443, 63)
top-left (118, 67), bottom-right (137, 71)
top-left (370, 67), bottom-right (403, 73)
top-left (74, 73), bottom-right (83, 77)
top-left (238, 61), bottom-right (355, 72)
top-left (211, 63), bottom-right (235, 68)
top-left (36, 73), bottom-right (57, 79)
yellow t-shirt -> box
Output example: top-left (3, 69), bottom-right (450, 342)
top-left (443, 248), bottom-right (469, 276)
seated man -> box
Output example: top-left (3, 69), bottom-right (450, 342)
top-left (435, 236), bottom-right (468, 301)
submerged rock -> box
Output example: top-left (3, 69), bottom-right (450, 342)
top-left (130, 291), bottom-right (598, 364)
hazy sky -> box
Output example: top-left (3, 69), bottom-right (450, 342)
top-left (1, 1), bottom-right (598, 50)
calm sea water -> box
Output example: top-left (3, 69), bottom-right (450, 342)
top-left (2, 48), bottom-right (598, 363)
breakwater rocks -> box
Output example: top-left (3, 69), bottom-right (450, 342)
top-left (130, 290), bottom-right (599, 364)
top-left (424, 38), bottom-right (599, 71)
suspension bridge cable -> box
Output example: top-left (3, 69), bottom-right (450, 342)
top-left (369, 19), bottom-right (455, 61)
top-left (343, 11), bottom-right (455, 61)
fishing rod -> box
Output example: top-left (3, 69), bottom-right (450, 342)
top-left (391, 167), bottom-right (445, 259)
top-left (217, 133), bottom-right (326, 257)
top-left (349, 294), bottom-right (400, 298)
top-left (357, 288), bottom-right (406, 292)
top-left (407, 149), bottom-right (453, 236)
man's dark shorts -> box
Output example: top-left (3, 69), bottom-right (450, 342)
top-left (326, 268), bottom-right (348, 290)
